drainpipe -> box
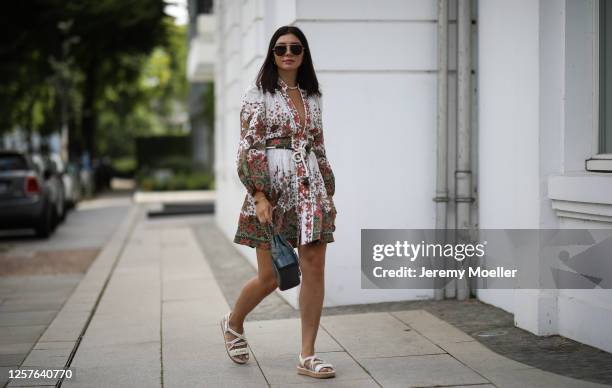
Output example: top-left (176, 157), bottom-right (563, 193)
top-left (434, 0), bottom-right (449, 301)
top-left (455, 0), bottom-right (473, 301)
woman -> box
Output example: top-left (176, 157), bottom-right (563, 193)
top-left (220, 25), bottom-right (337, 379)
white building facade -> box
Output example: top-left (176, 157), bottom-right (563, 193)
top-left (202, 0), bottom-right (612, 353)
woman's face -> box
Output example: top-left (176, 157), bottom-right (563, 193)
top-left (273, 33), bottom-right (304, 72)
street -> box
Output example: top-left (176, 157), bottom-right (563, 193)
top-left (0, 192), bottom-right (132, 387)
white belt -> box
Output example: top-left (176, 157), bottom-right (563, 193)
top-left (291, 148), bottom-right (311, 185)
top-left (265, 145), bottom-right (311, 186)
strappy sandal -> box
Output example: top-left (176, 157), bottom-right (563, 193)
top-left (220, 312), bottom-right (249, 364)
top-left (297, 353), bottom-right (336, 379)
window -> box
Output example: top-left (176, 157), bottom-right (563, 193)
top-left (599, 0), bottom-right (612, 153)
top-left (587, 0), bottom-right (612, 171)
top-left (195, 0), bottom-right (213, 15)
top-left (0, 154), bottom-right (27, 171)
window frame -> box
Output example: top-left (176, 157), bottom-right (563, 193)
top-left (587, 0), bottom-right (612, 171)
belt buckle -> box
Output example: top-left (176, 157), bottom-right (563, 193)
top-left (291, 149), bottom-right (303, 162)
top-left (292, 148), bottom-right (310, 186)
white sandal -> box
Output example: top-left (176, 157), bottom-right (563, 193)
top-left (220, 312), bottom-right (249, 364)
top-left (297, 353), bottom-right (336, 379)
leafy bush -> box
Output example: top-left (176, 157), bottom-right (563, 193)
top-left (156, 155), bottom-right (194, 172)
top-left (112, 157), bottom-right (136, 177)
top-left (136, 170), bottom-right (214, 191)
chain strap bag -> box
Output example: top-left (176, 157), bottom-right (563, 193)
top-left (267, 223), bottom-right (301, 291)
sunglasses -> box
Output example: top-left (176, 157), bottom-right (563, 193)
top-left (273, 44), bottom-right (304, 56)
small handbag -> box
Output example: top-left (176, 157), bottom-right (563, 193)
top-left (267, 223), bottom-right (301, 291)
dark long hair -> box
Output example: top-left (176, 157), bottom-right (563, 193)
top-left (256, 26), bottom-right (321, 97)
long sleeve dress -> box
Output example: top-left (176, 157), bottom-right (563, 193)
top-left (234, 77), bottom-right (336, 249)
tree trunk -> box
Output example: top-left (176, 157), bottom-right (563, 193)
top-left (81, 57), bottom-right (98, 161)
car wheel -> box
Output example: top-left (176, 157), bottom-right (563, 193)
top-left (58, 200), bottom-right (66, 222)
top-left (35, 203), bottom-right (53, 238)
top-left (57, 190), bottom-right (66, 223)
top-left (51, 205), bottom-right (59, 231)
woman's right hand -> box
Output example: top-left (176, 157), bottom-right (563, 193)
top-left (254, 191), bottom-right (273, 224)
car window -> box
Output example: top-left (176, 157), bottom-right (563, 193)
top-left (31, 155), bottom-right (45, 174)
top-left (50, 154), bottom-right (65, 173)
top-left (0, 154), bottom-right (28, 171)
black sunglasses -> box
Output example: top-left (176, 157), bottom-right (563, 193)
top-left (273, 44), bottom-right (304, 56)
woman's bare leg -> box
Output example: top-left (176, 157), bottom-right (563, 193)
top-left (298, 241), bottom-right (332, 372)
top-left (225, 247), bottom-right (278, 361)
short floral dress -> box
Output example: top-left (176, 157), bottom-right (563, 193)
top-left (233, 77), bottom-right (336, 249)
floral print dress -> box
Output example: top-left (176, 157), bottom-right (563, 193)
top-left (234, 77), bottom-right (336, 249)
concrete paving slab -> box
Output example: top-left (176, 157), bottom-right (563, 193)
top-left (269, 379), bottom-right (380, 388)
top-left (0, 291), bottom-right (73, 301)
top-left (435, 336), bottom-right (612, 387)
top-left (0, 326), bottom-right (46, 346)
top-left (485, 367), bottom-right (612, 388)
top-left (36, 311), bottom-right (89, 342)
top-left (57, 301), bottom-right (94, 313)
top-left (438, 339), bottom-right (535, 374)
top-left (162, 298), bottom-right (229, 337)
top-left (66, 340), bottom-right (160, 368)
top-left (0, 303), bottom-right (64, 313)
top-left (0, 296), bottom-right (67, 305)
top-left (255, 350), bottom-right (373, 385)
top-left (0, 287), bottom-right (17, 295)
top-left (359, 353), bottom-right (490, 388)
top-left (21, 347), bottom-right (73, 368)
top-left (0, 366), bottom-right (19, 387)
top-left (320, 312), bottom-right (444, 359)
top-left (0, 275), bottom-right (81, 288)
top-left (392, 309), bottom-right (475, 344)
top-left (162, 329), bottom-right (268, 388)
top-left (61, 363), bottom-right (158, 388)
top-left (0, 343), bottom-right (32, 356)
top-left (72, 295), bottom-right (160, 346)
top-left (0, 311), bottom-right (57, 327)
top-left (0, 354), bottom-right (25, 367)
top-left (244, 318), bottom-right (343, 358)
top-left (32, 341), bottom-right (75, 351)
top-left (434, 386), bottom-right (495, 388)
top-left (2, 286), bottom-right (75, 295)
top-left (162, 277), bottom-right (219, 301)
top-left (160, 228), bottom-right (230, 326)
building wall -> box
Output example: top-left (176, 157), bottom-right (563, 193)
top-left (212, 0), bottom-right (612, 353)
top-left (214, 0), bottom-right (474, 307)
top-left (478, 0), bottom-right (612, 353)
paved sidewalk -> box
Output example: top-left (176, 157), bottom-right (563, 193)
top-left (5, 206), bottom-right (611, 387)
top-left (0, 193), bottom-right (133, 387)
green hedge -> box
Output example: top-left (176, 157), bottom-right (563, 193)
top-left (135, 135), bottom-right (192, 171)
top-left (137, 171), bottom-right (214, 191)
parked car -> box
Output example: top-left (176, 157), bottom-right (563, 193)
top-left (33, 153), bottom-right (66, 225)
top-left (0, 150), bottom-right (57, 237)
top-left (49, 153), bottom-right (81, 209)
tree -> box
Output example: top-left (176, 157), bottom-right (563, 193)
top-left (68, 0), bottom-right (168, 159)
top-left (0, 0), bottom-right (170, 159)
